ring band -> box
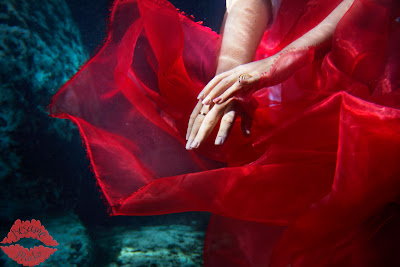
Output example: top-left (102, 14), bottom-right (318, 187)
top-left (238, 73), bottom-right (252, 83)
top-left (199, 111), bottom-right (207, 116)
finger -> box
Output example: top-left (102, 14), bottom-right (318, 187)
top-left (215, 105), bottom-right (237, 145)
top-left (197, 70), bottom-right (234, 100)
top-left (211, 81), bottom-right (243, 104)
top-left (186, 116), bottom-right (204, 150)
top-left (239, 72), bottom-right (261, 87)
top-left (186, 105), bottom-right (210, 150)
top-left (203, 76), bottom-right (238, 105)
top-left (186, 100), bottom-right (203, 140)
top-left (190, 104), bottom-right (224, 149)
top-left (213, 73), bottom-right (263, 104)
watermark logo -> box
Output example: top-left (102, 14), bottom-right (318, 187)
top-left (1, 219), bottom-right (58, 266)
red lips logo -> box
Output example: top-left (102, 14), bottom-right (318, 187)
top-left (1, 219), bottom-right (58, 266)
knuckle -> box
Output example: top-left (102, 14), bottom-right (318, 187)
top-left (204, 119), bottom-right (214, 126)
top-left (221, 78), bottom-right (230, 84)
top-left (222, 116), bottom-right (234, 124)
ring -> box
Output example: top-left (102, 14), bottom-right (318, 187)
top-left (199, 111), bottom-right (207, 116)
top-left (238, 73), bottom-right (252, 83)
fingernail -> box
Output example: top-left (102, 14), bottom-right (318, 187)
top-left (215, 136), bottom-right (223, 145)
top-left (186, 141), bottom-right (192, 150)
top-left (213, 97), bottom-right (221, 104)
top-left (186, 133), bottom-right (189, 140)
top-left (190, 140), bottom-right (200, 149)
top-left (202, 97), bottom-right (210, 105)
top-left (197, 92), bottom-right (203, 100)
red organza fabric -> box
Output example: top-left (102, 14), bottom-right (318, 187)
top-left (50, 0), bottom-right (400, 266)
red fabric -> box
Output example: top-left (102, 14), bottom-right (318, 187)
top-left (50, 0), bottom-right (400, 266)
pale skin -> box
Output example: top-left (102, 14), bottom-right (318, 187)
top-left (186, 0), bottom-right (355, 150)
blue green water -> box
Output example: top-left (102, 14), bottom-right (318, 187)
top-left (0, 0), bottom-right (225, 266)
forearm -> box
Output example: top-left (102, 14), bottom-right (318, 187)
top-left (277, 0), bottom-right (355, 57)
top-left (216, 0), bottom-right (272, 74)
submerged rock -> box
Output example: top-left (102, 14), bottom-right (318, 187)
top-left (95, 224), bottom-right (205, 267)
top-left (0, 0), bottom-right (87, 219)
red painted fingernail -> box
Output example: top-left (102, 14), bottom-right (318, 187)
top-left (213, 97), bottom-right (221, 104)
top-left (202, 97), bottom-right (211, 105)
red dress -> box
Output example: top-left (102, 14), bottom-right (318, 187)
top-left (50, 0), bottom-right (400, 266)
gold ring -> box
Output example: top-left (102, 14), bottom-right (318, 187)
top-left (199, 111), bottom-right (207, 116)
top-left (238, 73), bottom-right (252, 83)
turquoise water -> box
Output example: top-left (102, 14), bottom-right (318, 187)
top-left (0, 0), bottom-right (224, 266)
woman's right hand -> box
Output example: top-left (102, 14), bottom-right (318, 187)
top-left (185, 98), bottom-right (252, 150)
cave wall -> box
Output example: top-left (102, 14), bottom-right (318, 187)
top-left (0, 0), bottom-right (88, 220)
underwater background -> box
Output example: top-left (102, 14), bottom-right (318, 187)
top-left (0, 0), bottom-right (225, 266)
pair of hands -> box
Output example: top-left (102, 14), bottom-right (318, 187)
top-left (185, 59), bottom-right (272, 150)
top-left (184, 47), bottom-right (312, 150)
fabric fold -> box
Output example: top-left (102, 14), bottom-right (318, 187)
top-left (50, 0), bottom-right (400, 265)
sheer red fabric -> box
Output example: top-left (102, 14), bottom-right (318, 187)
top-left (50, 0), bottom-right (400, 266)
